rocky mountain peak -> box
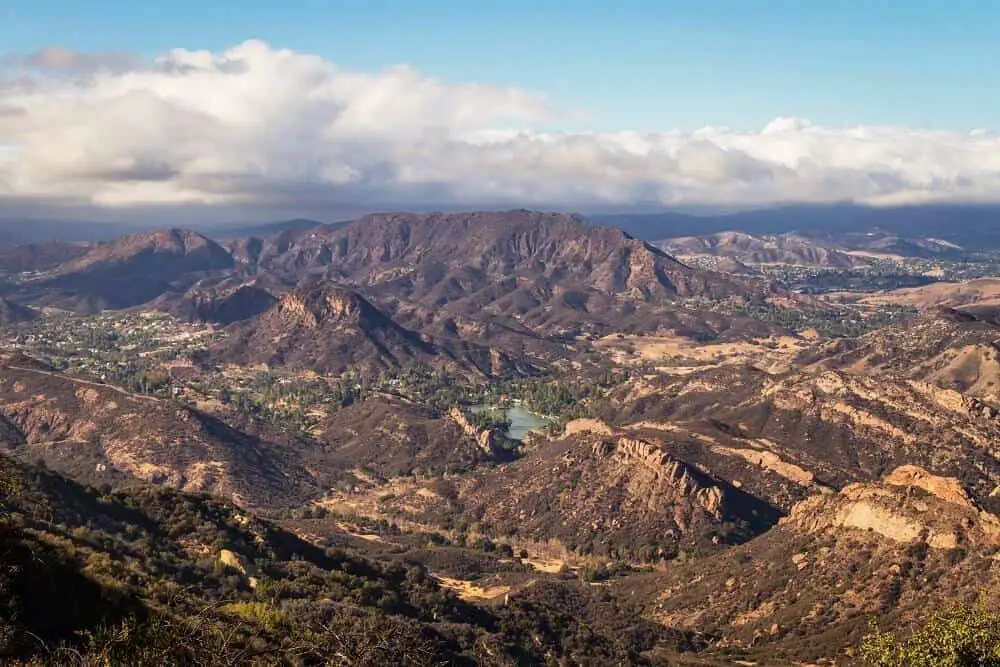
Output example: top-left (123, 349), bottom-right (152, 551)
top-left (73, 227), bottom-right (226, 263)
top-left (275, 283), bottom-right (382, 330)
top-left (49, 228), bottom-right (234, 283)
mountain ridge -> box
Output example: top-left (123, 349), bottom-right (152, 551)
top-left (211, 281), bottom-right (530, 377)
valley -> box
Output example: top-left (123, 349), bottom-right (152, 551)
top-left (3, 210), bottom-right (1000, 664)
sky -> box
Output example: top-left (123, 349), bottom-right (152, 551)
top-left (1, 0), bottom-right (1000, 221)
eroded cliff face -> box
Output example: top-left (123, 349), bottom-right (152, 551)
top-left (568, 416), bottom-right (821, 514)
top-left (595, 436), bottom-right (725, 521)
top-left (435, 429), bottom-right (781, 555)
top-left (316, 421), bottom-right (784, 560)
top-left (884, 464), bottom-right (977, 508)
top-left (447, 407), bottom-right (497, 455)
top-left (276, 287), bottom-right (371, 329)
top-left (784, 465), bottom-right (1000, 550)
top-left (644, 465), bottom-right (1000, 660)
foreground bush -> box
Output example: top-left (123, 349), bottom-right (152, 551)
top-left (861, 599), bottom-right (1000, 667)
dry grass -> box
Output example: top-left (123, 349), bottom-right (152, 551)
top-left (861, 278), bottom-right (1000, 309)
top-left (432, 574), bottom-right (512, 601)
top-left (523, 557), bottom-right (572, 574)
top-left (593, 333), bottom-right (806, 372)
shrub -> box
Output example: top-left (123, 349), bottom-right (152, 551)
top-left (861, 599), bottom-right (1000, 667)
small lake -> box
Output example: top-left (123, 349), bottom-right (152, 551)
top-left (468, 405), bottom-right (549, 441)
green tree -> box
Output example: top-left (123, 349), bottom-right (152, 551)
top-left (861, 599), bottom-right (1000, 667)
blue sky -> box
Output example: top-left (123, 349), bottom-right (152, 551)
top-left (3, 0), bottom-right (1000, 219)
top-left (3, 0), bottom-right (999, 132)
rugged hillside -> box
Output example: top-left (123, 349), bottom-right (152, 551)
top-left (862, 277), bottom-right (1000, 311)
top-left (310, 395), bottom-right (504, 477)
top-left (59, 228), bottom-right (233, 274)
top-left (0, 241), bottom-right (89, 276)
top-left (0, 351), bottom-right (315, 507)
top-left (0, 455), bottom-right (684, 665)
top-left (0, 350), bottom-right (521, 509)
top-left (17, 229), bottom-right (234, 312)
top-left (236, 210), bottom-right (779, 339)
top-left (5, 209), bottom-right (1000, 663)
top-left (156, 280), bottom-right (279, 325)
top-left (818, 229), bottom-right (967, 258)
top-left (2, 212), bottom-right (787, 345)
top-left (804, 307), bottom-right (1000, 401)
top-left (213, 282), bottom-right (532, 377)
top-left (602, 365), bottom-right (1000, 513)
top-left (454, 428), bottom-right (782, 555)
top-left (246, 210), bottom-right (751, 297)
top-left (639, 466), bottom-right (1000, 663)
top-left (658, 231), bottom-right (865, 268)
top-left (321, 423), bottom-right (783, 560)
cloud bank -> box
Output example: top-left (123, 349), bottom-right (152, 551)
top-left (0, 46), bottom-right (142, 73)
top-left (1, 40), bottom-right (999, 217)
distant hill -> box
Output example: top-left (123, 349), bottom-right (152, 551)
top-left (154, 279), bottom-right (280, 325)
top-left (14, 228), bottom-right (234, 311)
top-left (862, 277), bottom-right (1000, 311)
top-left (0, 211), bottom-right (803, 389)
top-left (3, 210), bottom-right (780, 338)
top-left (658, 231), bottom-right (866, 268)
top-left (245, 210), bottom-right (761, 300)
top-left (6, 203), bottom-right (1000, 251)
top-left (0, 211), bottom-right (788, 363)
top-left (0, 241), bottom-right (90, 275)
top-left (592, 203), bottom-right (1000, 251)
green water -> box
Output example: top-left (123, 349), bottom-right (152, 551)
top-left (469, 405), bottom-right (549, 441)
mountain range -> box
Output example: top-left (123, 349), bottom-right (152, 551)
top-left (592, 202), bottom-right (1000, 249)
top-left (0, 211), bottom-right (786, 372)
top-left (6, 203), bottom-right (1000, 248)
top-left (3, 207), bottom-right (1000, 664)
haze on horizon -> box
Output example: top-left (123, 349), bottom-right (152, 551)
top-left (2, 0), bottom-right (1000, 223)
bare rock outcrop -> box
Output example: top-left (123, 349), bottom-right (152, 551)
top-left (884, 464), bottom-right (976, 509)
top-left (448, 407), bottom-right (497, 455)
top-left (784, 465), bottom-right (1000, 549)
top-left (563, 418), bottom-right (617, 437)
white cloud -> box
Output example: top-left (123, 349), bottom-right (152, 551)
top-left (1, 40), bottom-right (1000, 216)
